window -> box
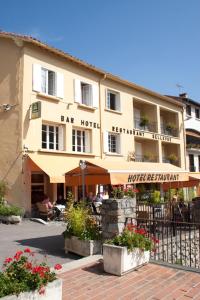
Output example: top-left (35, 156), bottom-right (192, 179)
top-left (186, 105), bottom-right (191, 116)
top-left (41, 68), bottom-right (56, 96)
top-left (195, 108), bottom-right (200, 119)
top-left (72, 128), bottom-right (90, 153)
top-left (81, 82), bottom-right (92, 106)
top-left (32, 64), bottom-right (64, 98)
top-left (42, 124), bottom-right (64, 150)
top-left (108, 133), bottom-right (120, 153)
top-left (74, 79), bottom-right (98, 108)
top-left (189, 154), bottom-right (195, 172)
top-left (107, 90), bottom-right (120, 111)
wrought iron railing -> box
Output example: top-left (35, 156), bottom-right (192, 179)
top-left (160, 125), bottom-right (179, 138)
top-left (134, 118), bottom-right (157, 132)
top-left (135, 154), bottom-right (158, 163)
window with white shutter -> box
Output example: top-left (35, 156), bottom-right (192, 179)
top-left (108, 133), bottom-right (121, 154)
top-left (74, 79), bottom-right (98, 108)
top-left (42, 124), bottom-right (64, 151)
top-left (106, 89), bottom-right (121, 112)
top-left (33, 64), bottom-right (64, 98)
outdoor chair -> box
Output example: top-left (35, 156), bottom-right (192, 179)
top-left (36, 202), bottom-right (54, 221)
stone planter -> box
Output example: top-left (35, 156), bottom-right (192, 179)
top-left (1, 279), bottom-right (62, 300)
top-left (65, 236), bottom-right (102, 256)
top-left (103, 244), bottom-right (150, 276)
top-left (0, 215), bottom-right (22, 224)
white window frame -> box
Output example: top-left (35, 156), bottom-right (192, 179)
top-left (72, 128), bottom-right (91, 153)
top-left (42, 124), bottom-right (64, 151)
top-left (80, 82), bottom-right (93, 106)
top-left (108, 132), bottom-right (121, 154)
top-left (106, 89), bottom-right (120, 112)
top-left (41, 68), bottom-right (57, 96)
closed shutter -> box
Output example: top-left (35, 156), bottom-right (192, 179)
top-left (104, 131), bottom-right (109, 153)
top-left (74, 79), bottom-right (81, 103)
top-left (85, 130), bottom-right (91, 153)
top-left (32, 64), bottom-right (42, 92)
top-left (58, 126), bottom-right (64, 151)
top-left (92, 85), bottom-right (99, 108)
top-left (56, 72), bottom-right (64, 99)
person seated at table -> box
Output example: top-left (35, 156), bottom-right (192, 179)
top-left (41, 194), bottom-right (53, 209)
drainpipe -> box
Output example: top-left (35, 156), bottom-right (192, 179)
top-left (99, 74), bottom-right (107, 159)
top-left (182, 106), bottom-right (187, 170)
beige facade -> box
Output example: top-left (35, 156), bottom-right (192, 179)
top-left (0, 32), bottom-right (187, 214)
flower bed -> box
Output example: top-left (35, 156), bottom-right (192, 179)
top-left (0, 249), bottom-right (62, 299)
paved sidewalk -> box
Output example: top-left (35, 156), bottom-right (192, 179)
top-left (59, 261), bottom-right (200, 300)
top-left (0, 219), bottom-right (79, 267)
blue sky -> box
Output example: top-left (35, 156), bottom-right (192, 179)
top-left (1, 0), bottom-right (200, 101)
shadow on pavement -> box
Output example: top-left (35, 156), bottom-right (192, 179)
top-left (16, 235), bottom-right (80, 260)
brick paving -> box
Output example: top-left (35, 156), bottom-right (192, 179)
top-left (59, 261), bottom-right (200, 300)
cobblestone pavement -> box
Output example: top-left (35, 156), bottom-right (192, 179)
top-left (0, 219), bottom-right (79, 268)
top-left (59, 261), bottom-right (200, 300)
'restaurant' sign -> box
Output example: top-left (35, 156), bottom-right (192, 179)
top-left (128, 173), bottom-right (179, 183)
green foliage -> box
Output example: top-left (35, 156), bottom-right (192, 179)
top-left (63, 204), bottom-right (100, 241)
top-left (166, 122), bottom-right (177, 131)
top-left (0, 181), bottom-right (7, 205)
top-left (111, 187), bottom-right (124, 199)
top-left (139, 115), bottom-right (149, 127)
top-left (106, 225), bottom-right (157, 252)
top-left (150, 190), bottom-right (161, 204)
top-left (0, 205), bottom-right (23, 216)
top-left (66, 191), bottom-right (74, 209)
top-left (168, 153), bottom-right (178, 163)
top-left (0, 249), bottom-right (58, 298)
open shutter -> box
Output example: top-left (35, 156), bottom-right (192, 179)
top-left (92, 85), bottom-right (99, 108)
top-left (117, 135), bottom-right (121, 154)
top-left (56, 72), bottom-right (64, 99)
top-left (116, 93), bottom-right (121, 111)
top-left (74, 79), bottom-right (81, 103)
top-left (32, 64), bottom-right (42, 92)
top-left (58, 126), bottom-right (64, 151)
top-left (104, 131), bottom-right (109, 153)
top-left (85, 130), bottom-right (90, 153)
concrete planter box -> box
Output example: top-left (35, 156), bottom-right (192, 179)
top-left (103, 244), bottom-right (150, 276)
top-left (1, 279), bottom-right (62, 300)
top-left (65, 236), bottom-right (102, 256)
top-left (0, 215), bottom-right (22, 224)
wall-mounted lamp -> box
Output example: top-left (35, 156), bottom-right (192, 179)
top-left (0, 103), bottom-right (18, 112)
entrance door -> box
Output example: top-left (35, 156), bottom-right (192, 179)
top-left (31, 172), bottom-right (45, 204)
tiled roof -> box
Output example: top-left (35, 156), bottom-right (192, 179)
top-left (0, 30), bottom-right (184, 107)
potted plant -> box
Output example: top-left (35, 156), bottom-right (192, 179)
top-left (168, 153), bottom-right (178, 164)
top-left (0, 204), bottom-right (23, 224)
top-left (63, 203), bottom-right (101, 256)
top-left (139, 115), bottom-right (149, 127)
top-left (166, 122), bottom-right (177, 134)
top-left (103, 224), bottom-right (158, 276)
top-left (0, 248), bottom-right (62, 299)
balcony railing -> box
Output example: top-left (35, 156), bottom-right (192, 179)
top-left (134, 118), bottom-right (157, 132)
top-left (162, 157), bottom-right (179, 166)
top-left (160, 125), bottom-right (179, 138)
top-left (135, 154), bottom-right (158, 163)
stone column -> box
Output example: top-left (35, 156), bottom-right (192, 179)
top-left (101, 197), bottom-right (136, 240)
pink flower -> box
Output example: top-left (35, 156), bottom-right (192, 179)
top-left (4, 257), bottom-right (12, 264)
top-left (39, 286), bottom-right (45, 295)
top-left (54, 264), bottom-right (62, 270)
top-left (14, 251), bottom-right (23, 261)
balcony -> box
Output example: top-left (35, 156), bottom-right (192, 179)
top-left (135, 154), bottom-right (158, 163)
top-left (134, 118), bottom-right (157, 133)
top-left (160, 109), bottom-right (179, 138)
top-left (162, 142), bottom-right (180, 167)
top-left (133, 100), bottom-right (158, 133)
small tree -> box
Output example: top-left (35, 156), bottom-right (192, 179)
top-left (0, 181), bottom-right (7, 205)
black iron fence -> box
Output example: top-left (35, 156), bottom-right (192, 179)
top-left (136, 202), bottom-right (200, 270)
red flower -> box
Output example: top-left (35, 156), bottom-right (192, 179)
top-left (54, 264), bottom-right (62, 270)
top-left (14, 251), bottom-right (23, 261)
top-left (24, 248), bottom-right (31, 253)
top-left (4, 257), bottom-right (12, 264)
top-left (152, 237), bottom-right (159, 244)
top-left (25, 262), bottom-right (32, 270)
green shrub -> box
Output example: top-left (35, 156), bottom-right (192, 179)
top-left (150, 190), bottom-right (161, 204)
top-left (0, 205), bottom-right (23, 216)
top-left (63, 204), bottom-right (100, 241)
top-left (0, 181), bottom-right (7, 205)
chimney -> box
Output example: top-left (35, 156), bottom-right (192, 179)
top-left (179, 93), bottom-right (188, 98)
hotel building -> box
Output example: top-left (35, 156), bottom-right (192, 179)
top-left (0, 32), bottom-right (188, 214)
